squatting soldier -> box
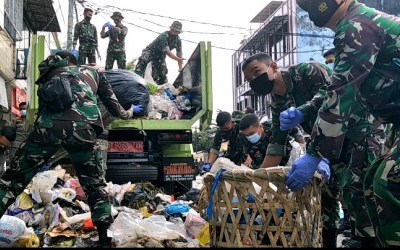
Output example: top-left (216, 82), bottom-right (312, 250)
top-left (291, 0), bottom-right (400, 247)
top-left (0, 50), bottom-right (136, 247)
top-left (242, 53), bottom-right (339, 246)
top-left (200, 111), bottom-right (245, 172)
top-left (134, 21), bottom-right (185, 85)
top-left (239, 114), bottom-right (291, 169)
top-left (73, 8), bottom-right (101, 65)
top-left (101, 11), bottom-right (128, 70)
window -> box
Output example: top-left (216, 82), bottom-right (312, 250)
top-left (4, 0), bottom-right (23, 42)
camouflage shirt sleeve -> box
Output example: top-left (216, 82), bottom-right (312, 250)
top-left (307, 4), bottom-right (387, 159)
top-left (296, 63), bottom-right (331, 135)
top-left (267, 94), bottom-right (294, 157)
top-left (210, 129), bottom-right (223, 155)
top-left (73, 22), bottom-right (81, 45)
top-left (97, 71), bottom-right (132, 120)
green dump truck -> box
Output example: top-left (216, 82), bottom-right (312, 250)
top-left (27, 40), bottom-right (213, 196)
top-left (104, 41), bottom-right (213, 195)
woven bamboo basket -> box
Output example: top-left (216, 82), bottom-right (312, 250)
top-left (204, 166), bottom-right (323, 248)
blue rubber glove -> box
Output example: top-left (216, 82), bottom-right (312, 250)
top-left (103, 21), bottom-right (114, 30)
top-left (71, 49), bottom-right (79, 61)
top-left (279, 107), bottom-right (304, 131)
top-left (200, 163), bottom-right (212, 175)
top-left (285, 153), bottom-right (321, 191)
top-left (317, 158), bottom-right (331, 182)
top-left (131, 104), bottom-right (143, 114)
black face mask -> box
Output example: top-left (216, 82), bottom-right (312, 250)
top-left (250, 72), bottom-right (275, 95)
top-left (298, 0), bottom-right (342, 27)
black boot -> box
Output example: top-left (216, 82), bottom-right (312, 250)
top-left (322, 228), bottom-right (338, 248)
top-left (97, 225), bottom-right (112, 248)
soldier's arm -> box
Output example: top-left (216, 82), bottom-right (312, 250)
top-left (100, 28), bottom-right (109, 39)
top-left (121, 26), bottom-right (128, 37)
top-left (262, 97), bottom-right (290, 168)
top-left (307, 19), bottom-right (385, 159)
top-left (73, 23), bottom-right (80, 50)
top-left (208, 130), bottom-right (223, 164)
top-left (297, 63), bottom-right (330, 134)
top-left (97, 72), bottom-right (132, 119)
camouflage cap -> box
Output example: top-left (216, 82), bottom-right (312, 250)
top-left (111, 11), bottom-right (124, 19)
top-left (170, 21), bottom-right (182, 32)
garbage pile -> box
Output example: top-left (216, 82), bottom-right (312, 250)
top-left (0, 165), bottom-right (209, 248)
top-left (104, 69), bottom-right (202, 121)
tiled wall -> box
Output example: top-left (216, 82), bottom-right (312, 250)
top-left (0, 30), bottom-right (15, 81)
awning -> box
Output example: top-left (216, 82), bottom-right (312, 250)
top-left (250, 1), bottom-right (285, 23)
top-left (241, 15), bottom-right (288, 51)
top-left (23, 0), bottom-right (61, 33)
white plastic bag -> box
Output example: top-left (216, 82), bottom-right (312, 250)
top-left (0, 215), bottom-right (27, 247)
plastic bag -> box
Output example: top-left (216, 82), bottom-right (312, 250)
top-left (104, 69), bottom-right (150, 117)
top-left (184, 210), bottom-right (207, 238)
top-left (0, 215), bottom-right (27, 247)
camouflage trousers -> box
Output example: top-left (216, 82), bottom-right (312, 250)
top-left (105, 50), bottom-right (126, 70)
top-left (364, 125), bottom-right (400, 247)
top-left (79, 47), bottom-right (96, 65)
top-left (134, 50), bottom-right (168, 85)
top-left (322, 135), bottom-right (379, 238)
top-left (0, 121), bottom-right (113, 228)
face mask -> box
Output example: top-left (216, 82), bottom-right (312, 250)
top-left (249, 71), bottom-right (275, 95)
top-left (298, 0), bottom-right (342, 27)
top-left (84, 16), bottom-right (92, 22)
top-left (20, 110), bottom-right (26, 117)
top-left (326, 63), bottom-right (334, 69)
top-left (246, 132), bottom-right (261, 144)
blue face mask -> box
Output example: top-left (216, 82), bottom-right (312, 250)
top-left (246, 132), bottom-right (261, 144)
top-left (20, 110), bottom-right (26, 117)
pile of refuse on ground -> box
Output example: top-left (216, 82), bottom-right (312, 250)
top-left (0, 165), bottom-right (209, 248)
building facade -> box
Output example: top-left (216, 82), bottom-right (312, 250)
top-left (232, 0), bottom-right (400, 118)
top-left (0, 0), bottom-right (60, 126)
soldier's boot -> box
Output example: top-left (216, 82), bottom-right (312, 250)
top-left (360, 237), bottom-right (378, 248)
top-left (322, 228), bottom-right (337, 248)
top-left (97, 225), bottom-right (112, 248)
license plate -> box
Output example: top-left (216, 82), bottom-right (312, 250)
top-left (108, 141), bottom-right (144, 153)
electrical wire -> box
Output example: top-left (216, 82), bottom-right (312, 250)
top-left (78, 1), bottom-right (333, 54)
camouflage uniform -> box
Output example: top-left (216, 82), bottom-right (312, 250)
top-left (102, 24), bottom-right (128, 70)
top-left (0, 57), bottom-right (132, 240)
top-left (305, 1), bottom-right (400, 247)
top-left (241, 120), bottom-right (291, 169)
top-left (73, 19), bottom-right (98, 65)
top-left (134, 31), bottom-right (182, 85)
top-left (297, 63), bottom-right (383, 245)
top-left (210, 112), bottom-right (245, 165)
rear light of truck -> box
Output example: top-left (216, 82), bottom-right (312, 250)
top-left (158, 131), bottom-right (192, 144)
top-left (108, 141), bottom-right (144, 153)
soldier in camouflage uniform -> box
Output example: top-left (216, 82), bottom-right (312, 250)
top-left (291, 0), bottom-right (400, 247)
top-left (200, 111), bottom-right (246, 172)
top-left (100, 12), bottom-right (128, 70)
top-left (0, 51), bottom-right (136, 247)
top-left (239, 113), bottom-right (291, 169)
top-left (242, 53), bottom-right (348, 247)
top-left (73, 8), bottom-right (101, 65)
top-left (134, 21), bottom-right (185, 85)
